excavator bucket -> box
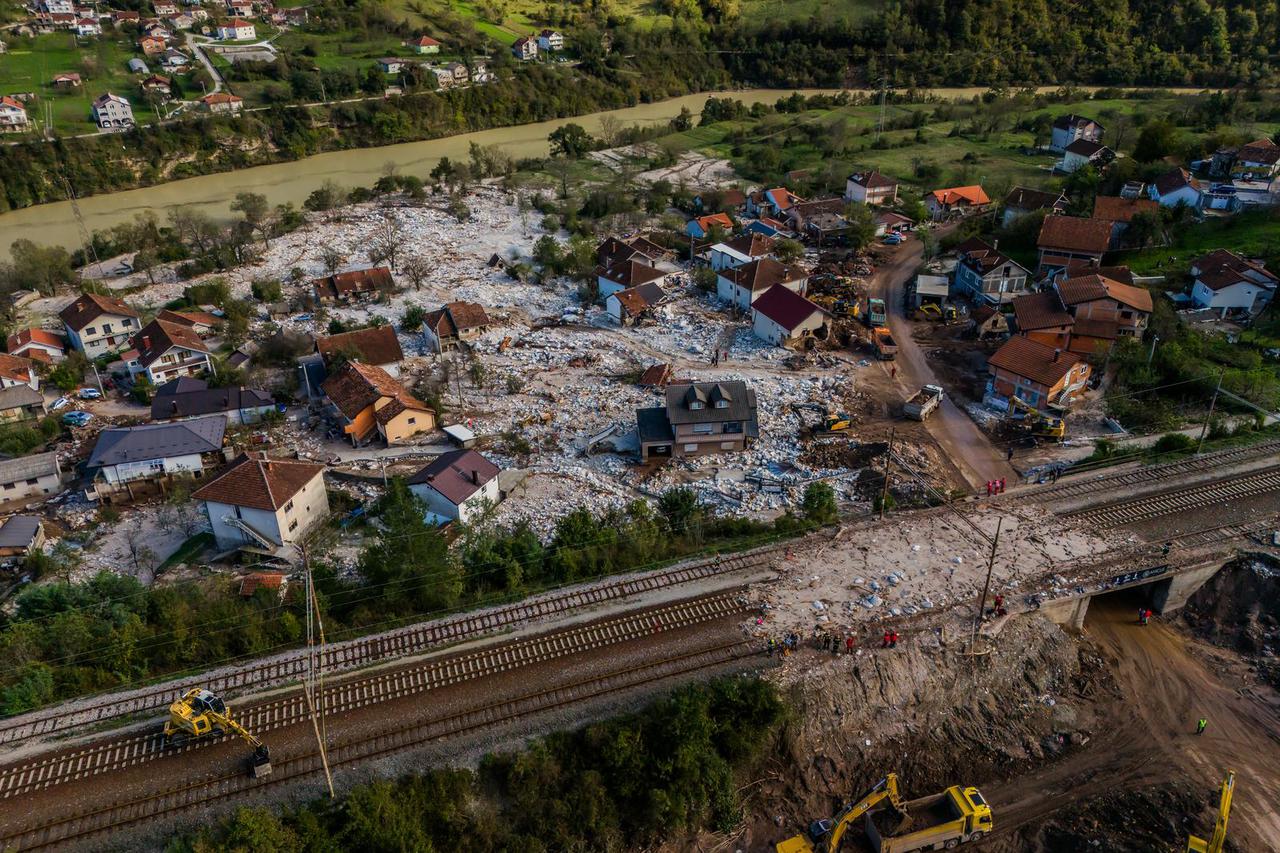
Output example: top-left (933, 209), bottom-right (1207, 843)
top-left (250, 745), bottom-right (272, 778)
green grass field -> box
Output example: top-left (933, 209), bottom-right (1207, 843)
top-left (1116, 212), bottom-right (1280, 275)
top-left (741, 0), bottom-right (882, 24)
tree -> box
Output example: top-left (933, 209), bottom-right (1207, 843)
top-left (401, 305), bottom-right (426, 331)
top-left (774, 238), bottom-right (804, 264)
top-left (843, 203), bottom-right (878, 250)
top-left (367, 213), bottom-right (405, 272)
top-left (658, 487), bottom-right (702, 539)
top-left (251, 278), bottom-right (283, 302)
top-left (401, 255), bottom-right (429, 290)
top-left (8, 240), bottom-right (77, 296)
top-left (231, 191), bottom-right (271, 247)
top-left (320, 245), bottom-right (343, 276)
top-left (548, 123), bottom-right (595, 159)
top-left (132, 248), bottom-right (158, 286)
top-left (1133, 119), bottom-right (1177, 162)
top-left (358, 479), bottom-right (460, 612)
top-left (801, 481), bottom-right (838, 525)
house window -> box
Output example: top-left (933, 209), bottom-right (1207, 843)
top-left (85, 326), bottom-right (96, 336)
top-left (3, 483), bottom-right (12, 490)
top-left (689, 401), bottom-right (704, 410)
top-left (692, 423), bottom-right (713, 434)
top-left (284, 500), bottom-right (294, 513)
top-left (407, 417), bottom-right (416, 425)
top-left (683, 444), bottom-right (698, 452)
top-left (1120, 310), bottom-right (1133, 320)
top-left (102, 323), bottom-right (113, 334)
top-left (714, 400), bottom-right (728, 409)
top-left (722, 421), bottom-right (742, 434)
top-left (288, 519), bottom-right (298, 532)
top-left (25, 478), bottom-right (37, 485)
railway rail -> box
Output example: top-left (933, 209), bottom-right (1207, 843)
top-left (1, 638), bottom-right (761, 851)
top-left (0, 591), bottom-right (752, 802)
top-left (1063, 467), bottom-right (1280, 528)
top-left (1025, 439), bottom-right (1280, 502)
top-left (0, 545), bottom-right (783, 748)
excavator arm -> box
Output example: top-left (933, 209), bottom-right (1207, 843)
top-left (1187, 771), bottom-right (1235, 853)
top-left (777, 774), bottom-right (907, 853)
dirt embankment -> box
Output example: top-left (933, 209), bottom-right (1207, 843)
top-left (1183, 556), bottom-right (1280, 687)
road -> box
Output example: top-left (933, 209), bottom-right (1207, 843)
top-left (870, 231), bottom-right (1013, 491)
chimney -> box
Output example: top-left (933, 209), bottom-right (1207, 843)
top-left (1053, 349), bottom-right (1062, 362)
top-left (471, 469), bottom-right (479, 485)
top-left (992, 238), bottom-right (999, 251)
top-left (142, 335), bottom-right (151, 349)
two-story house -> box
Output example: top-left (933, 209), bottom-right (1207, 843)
top-left (716, 258), bottom-right (808, 311)
top-left (408, 449), bottom-right (501, 524)
top-left (59, 292), bottom-right (140, 356)
top-left (322, 361), bottom-right (436, 446)
top-left (986, 337), bottom-right (1091, 411)
top-left (636, 380), bottom-right (759, 460)
top-left (951, 238), bottom-right (1031, 305)
top-left (844, 170), bottom-right (898, 205)
top-left (6, 328), bottom-right (65, 362)
top-left (422, 301), bottom-right (492, 353)
top-left (1148, 168), bottom-right (1203, 209)
top-left (1036, 215), bottom-right (1113, 275)
top-left (511, 36), bottom-right (537, 60)
top-left (1049, 114), bottom-right (1104, 153)
top-left (537, 29), bottom-right (564, 51)
top-left (1189, 249), bottom-right (1279, 318)
top-left (0, 353), bottom-right (38, 391)
top-left (1059, 139), bottom-right (1113, 174)
top-left (129, 318), bottom-right (212, 385)
top-left (1001, 186), bottom-right (1069, 227)
top-left (1054, 273), bottom-right (1152, 337)
top-left (595, 259), bottom-right (665, 299)
top-left (0, 96), bottom-right (30, 132)
top-left (709, 233), bottom-right (775, 271)
top-left (1231, 139), bottom-right (1280, 180)
top-left (194, 451), bottom-right (329, 554)
top-left (86, 416), bottom-right (228, 502)
top-left (91, 92), bottom-right (134, 129)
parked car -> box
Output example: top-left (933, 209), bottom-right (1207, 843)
top-left (78, 387), bottom-right (102, 399)
top-left (62, 411), bottom-right (94, 427)
top-left (50, 396), bottom-right (71, 411)
top-left (883, 233), bottom-right (903, 245)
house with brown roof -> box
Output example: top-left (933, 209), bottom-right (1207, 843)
top-left (709, 233), bottom-right (775, 271)
top-left (845, 170), bottom-right (899, 205)
top-left (1148, 168), bottom-right (1203, 209)
top-left (316, 325), bottom-right (404, 376)
top-left (785, 198), bottom-right (846, 233)
top-left (1054, 273), bottom-right (1152, 337)
top-left (193, 451), bottom-right (329, 552)
top-left (716, 258), bottom-right (808, 311)
top-left (7, 328), bottom-right (66, 363)
top-left (1059, 139), bottom-right (1113, 174)
top-left (595, 259), bottom-right (666, 299)
top-left (156, 308), bottom-right (222, 336)
top-left (0, 353), bottom-right (38, 391)
top-left (751, 284), bottom-right (829, 346)
top-left (986, 336), bottom-right (1091, 411)
top-left (200, 92), bottom-right (243, 114)
top-left (1010, 291), bottom-right (1074, 349)
top-left (321, 361), bottom-right (435, 446)
top-left (59, 292), bottom-right (141, 356)
top-left (1001, 186), bottom-right (1068, 227)
top-left (1231, 139), bottom-right (1280, 180)
top-left (924, 186), bottom-right (990, 220)
top-left (596, 236), bottom-right (657, 269)
top-left (636, 380), bottom-right (759, 461)
top-left (1092, 196), bottom-right (1159, 247)
top-left (746, 188), bottom-right (803, 219)
top-left (408, 449), bottom-right (501, 523)
top-left (1036, 215), bottom-right (1113, 275)
top-left (312, 267), bottom-right (393, 305)
top-left (606, 281), bottom-right (666, 325)
top-left (422, 301), bottom-right (492, 353)
top-left (952, 238), bottom-right (1031, 305)
top-left (1050, 114), bottom-right (1103, 153)
top-left (1189, 249), bottom-right (1278, 317)
top-left (0, 385), bottom-right (46, 422)
top-left (129, 318), bottom-right (212, 385)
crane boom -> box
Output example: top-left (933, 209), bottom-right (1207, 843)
top-left (1187, 771), bottom-right (1235, 853)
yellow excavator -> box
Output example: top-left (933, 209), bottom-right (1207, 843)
top-left (778, 772), bottom-right (993, 853)
top-left (1008, 396), bottom-right (1065, 441)
top-left (792, 402), bottom-right (852, 436)
top-left (1187, 771), bottom-right (1235, 852)
top-left (164, 687), bottom-right (272, 777)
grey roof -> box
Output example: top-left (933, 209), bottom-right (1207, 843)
top-left (88, 417), bottom-right (226, 468)
top-left (155, 376), bottom-right (209, 397)
top-left (0, 516), bottom-right (41, 549)
top-left (636, 406), bottom-right (674, 443)
top-left (0, 451), bottom-right (60, 484)
top-left (151, 386), bottom-right (274, 420)
top-left (663, 380), bottom-right (758, 427)
top-left (0, 384), bottom-right (44, 411)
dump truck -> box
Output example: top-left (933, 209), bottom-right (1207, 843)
top-left (864, 784), bottom-right (993, 853)
top-left (903, 385), bottom-right (943, 421)
top-left (866, 297), bottom-right (888, 327)
top-left (871, 327), bottom-right (897, 360)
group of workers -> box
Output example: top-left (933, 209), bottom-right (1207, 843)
top-left (985, 478), bottom-right (1007, 496)
top-left (765, 627), bottom-right (905, 656)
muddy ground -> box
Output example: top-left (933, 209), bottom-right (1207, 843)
top-left (695, 557), bottom-right (1280, 852)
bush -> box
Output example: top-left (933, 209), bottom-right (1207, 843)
top-left (401, 305), bottom-right (427, 331)
top-left (250, 278), bottom-right (283, 302)
top-left (801, 481), bottom-right (838, 525)
top-left (1152, 432), bottom-right (1196, 454)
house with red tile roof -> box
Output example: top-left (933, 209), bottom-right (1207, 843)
top-left (1036, 215), bottom-right (1114, 275)
top-left (59, 292), bottom-right (140, 356)
top-left (716, 258), bottom-right (808, 311)
top-left (321, 361), bottom-right (435, 446)
top-left (7, 328), bottom-right (66, 363)
top-left (924, 185), bottom-right (990, 220)
top-left (1054, 273), bottom-right (1152, 336)
top-left (408, 449), bottom-right (501, 523)
top-left (750, 284), bottom-right (829, 346)
top-left (129, 318), bottom-right (212, 385)
top-left (986, 336), bottom-right (1091, 411)
top-left (312, 267), bottom-right (393, 305)
top-left (194, 451), bottom-right (329, 552)
top-left (0, 354), bottom-right (38, 391)
top-left (316, 325), bottom-right (404, 376)
top-left (686, 212), bottom-right (734, 240)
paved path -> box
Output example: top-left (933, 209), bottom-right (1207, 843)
top-left (872, 230), bottom-right (1013, 490)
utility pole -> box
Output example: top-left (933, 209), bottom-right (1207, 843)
top-left (1197, 369), bottom-right (1226, 453)
top-left (971, 516), bottom-right (1004, 645)
top-left (879, 427), bottom-right (895, 520)
top-left (300, 542), bottom-right (335, 798)
top-left (1147, 334), bottom-right (1160, 366)
top-left (876, 78), bottom-right (888, 141)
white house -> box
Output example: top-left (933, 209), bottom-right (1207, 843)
top-left (750, 284), bottom-right (829, 346)
top-left (595, 259), bottom-right (665, 299)
top-left (1148, 168), bottom-right (1202, 209)
top-left (193, 452), bottom-right (329, 553)
top-left (1189, 249), bottom-right (1279, 317)
top-left (0, 96), bottom-right (30, 132)
top-left (91, 92), bottom-right (134, 129)
top-left (59, 292), bottom-right (140, 355)
top-left (0, 354), bottom-right (38, 391)
top-left (605, 281), bottom-right (665, 325)
top-left (1060, 139), bottom-right (1112, 174)
top-left (0, 452), bottom-right (64, 502)
top-left (708, 233), bottom-right (774, 271)
top-left (408, 449), bottom-right (501, 524)
top-left (511, 36), bottom-right (537, 60)
top-left (1050, 114), bottom-right (1103, 153)
top-left (716, 258), bottom-right (808, 311)
top-left (86, 417), bottom-right (227, 501)
top-left (75, 17), bottom-right (101, 35)
top-left (215, 22), bottom-right (255, 39)
top-left (537, 29), bottom-right (563, 51)
top-left (129, 318), bottom-right (212, 385)
top-left (844, 170), bottom-right (898, 205)
top-left (6, 328), bottom-right (66, 362)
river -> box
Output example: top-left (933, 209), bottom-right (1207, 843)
top-left (0, 86), bottom-right (1192, 252)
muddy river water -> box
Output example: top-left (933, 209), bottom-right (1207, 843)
top-left (0, 86), bottom-right (1187, 252)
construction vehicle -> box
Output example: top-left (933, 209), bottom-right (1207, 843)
top-left (164, 688), bottom-right (272, 777)
top-left (793, 402), bottom-right (852, 436)
top-left (871, 326), bottom-right (898, 360)
top-left (903, 385), bottom-right (943, 421)
top-left (1187, 771), bottom-right (1235, 853)
top-left (777, 773), bottom-right (993, 853)
top-left (866, 297), bottom-right (888, 327)
top-left (916, 302), bottom-right (959, 322)
top-left (1007, 396), bottom-right (1065, 441)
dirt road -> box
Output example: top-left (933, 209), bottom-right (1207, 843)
top-left (870, 233), bottom-right (1012, 491)
top-left (987, 594), bottom-right (1280, 850)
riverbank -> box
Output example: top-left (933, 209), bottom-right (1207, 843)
top-left (0, 85), bottom-right (1213, 254)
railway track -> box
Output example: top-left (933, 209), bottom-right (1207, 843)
top-left (0, 545), bottom-right (782, 748)
top-left (1063, 468), bottom-right (1280, 528)
top-left (1026, 440), bottom-right (1280, 502)
top-left (1, 637), bottom-right (761, 852)
top-left (0, 590), bottom-right (752, 802)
